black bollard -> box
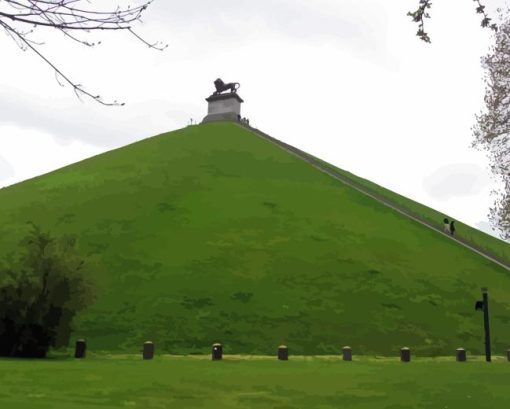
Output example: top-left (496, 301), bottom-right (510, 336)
top-left (400, 347), bottom-right (411, 362)
top-left (342, 346), bottom-right (352, 361)
top-left (75, 339), bottom-right (86, 358)
top-left (143, 341), bottom-right (154, 360)
top-left (278, 345), bottom-right (288, 360)
top-left (212, 343), bottom-right (223, 360)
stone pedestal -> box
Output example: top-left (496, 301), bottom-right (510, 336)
top-left (202, 92), bottom-right (244, 123)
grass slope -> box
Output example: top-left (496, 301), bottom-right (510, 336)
top-left (304, 152), bottom-right (510, 263)
top-left (0, 122), bottom-right (509, 356)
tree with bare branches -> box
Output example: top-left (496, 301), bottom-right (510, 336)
top-left (0, 0), bottom-right (167, 106)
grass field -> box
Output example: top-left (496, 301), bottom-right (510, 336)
top-left (1, 354), bottom-right (509, 408)
top-left (0, 122), bottom-right (509, 356)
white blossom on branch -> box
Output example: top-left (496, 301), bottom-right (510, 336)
top-left (472, 7), bottom-right (510, 240)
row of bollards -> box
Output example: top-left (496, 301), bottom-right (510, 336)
top-left (73, 340), bottom-right (510, 362)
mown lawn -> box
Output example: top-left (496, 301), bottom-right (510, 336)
top-left (1, 354), bottom-right (509, 409)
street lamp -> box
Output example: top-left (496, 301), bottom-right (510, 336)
top-left (475, 287), bottom-right (491, 362)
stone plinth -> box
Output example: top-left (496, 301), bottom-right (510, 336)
top-left (202, 92), bottom-right (244, 123)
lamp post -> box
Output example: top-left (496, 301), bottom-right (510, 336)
top-left (475, 287), bottom-right (491, 362)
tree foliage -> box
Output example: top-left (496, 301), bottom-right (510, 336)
top-left (408, 0), bottom-right (498, 43)
top-left (472, 8), bottom-right (510, 240)
top-left (0, 223), bottom-right (95, 357)
top-left (0, 0), bottom-right (166, 106)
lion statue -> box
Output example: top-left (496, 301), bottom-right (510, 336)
top-left (213, 78), bottom-right (240, 95)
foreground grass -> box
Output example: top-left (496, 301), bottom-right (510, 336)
top-left (0, 354), bottom-right (509, 409)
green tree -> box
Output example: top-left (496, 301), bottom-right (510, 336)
top-left (0, 222), bottom-right (95, 357)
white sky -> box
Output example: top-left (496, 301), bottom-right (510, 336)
top-left (0, 0), bottom-right (509, 242)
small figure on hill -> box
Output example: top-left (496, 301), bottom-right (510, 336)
top-left (237, 114), bottom-right (241, 121)
top-left (247, 118), bottom-right (250, 126)
top-left (450, 220), bottom-right (456, 236)
top-left (443, 218), bottom-right (450, 233)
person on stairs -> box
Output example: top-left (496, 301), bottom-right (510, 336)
top-left (443, 218), bottom-right (450, 233)
top-left (450, 220), bottom-right (456, 236)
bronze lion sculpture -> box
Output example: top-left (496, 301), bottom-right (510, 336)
top-left (213, 78), bottom-right (240, 95)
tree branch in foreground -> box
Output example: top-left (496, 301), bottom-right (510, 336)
top-left (0, 0), bottom-right (168, 106)
top-left (407, 0), bottom-right (498, 44)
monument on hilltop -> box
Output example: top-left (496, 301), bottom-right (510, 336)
top-left (202, 78), bottom-right (244, 123)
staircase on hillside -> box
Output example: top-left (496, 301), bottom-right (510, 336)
top-left (234, 122), bottom-right (510, 272)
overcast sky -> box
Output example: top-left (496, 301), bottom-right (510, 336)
top-left (0, 0), bottom-right (509, 242)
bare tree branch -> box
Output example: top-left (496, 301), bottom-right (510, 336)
top-left (407, 0), bottom-right (498, 43)
top-left (0, 0), bottom-right (168, 106)
top-left (407, 0), bottom-right (433, 43)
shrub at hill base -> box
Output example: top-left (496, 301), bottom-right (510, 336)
top-left (0, 222), bottom-right (95, 358)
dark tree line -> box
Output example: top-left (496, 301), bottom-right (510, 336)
top-left (0, 0), bottom-right (166, 106)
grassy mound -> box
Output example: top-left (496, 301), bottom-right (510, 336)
top-left (0, 122), bottom-right (509, 355)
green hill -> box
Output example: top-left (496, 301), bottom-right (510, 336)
top-left (0, 121), bottom-right (509, 356)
